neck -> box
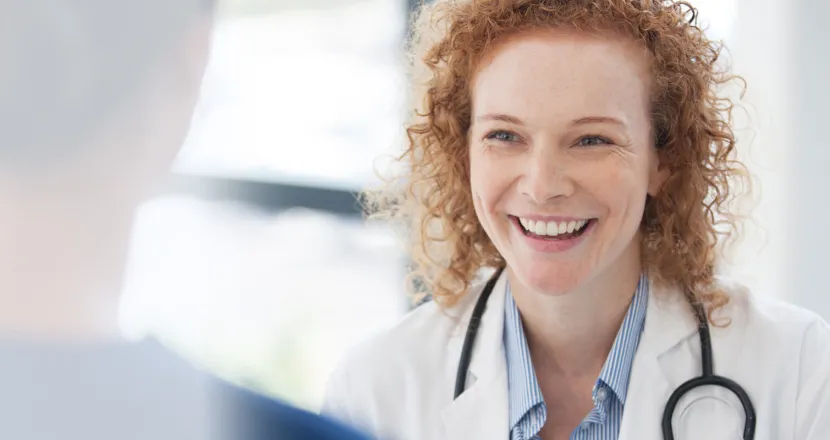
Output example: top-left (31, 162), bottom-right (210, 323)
top-left (509, 242), bottom-right (642, 377)
top-left (0, 183), bottom-right (138, 343)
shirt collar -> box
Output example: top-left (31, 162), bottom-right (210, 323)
top-left (596, 273), bottom-right (649, 403)
top-left (504, 289), bottom-right (545, 430)
top-left (503, 274), bottom-right (649, 431)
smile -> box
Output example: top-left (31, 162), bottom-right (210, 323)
top-left (514, 216), bottom-right (593, 239)
top-left (508, 215), bottom-right (596, 253)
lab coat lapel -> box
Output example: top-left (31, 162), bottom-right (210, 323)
top-left (442, 271), bottom-right (510, 440)
top-left (619, 279), bottom-right (699, 439)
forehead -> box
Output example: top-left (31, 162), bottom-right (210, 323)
top-left (470, 28), bottom-right (653, 124)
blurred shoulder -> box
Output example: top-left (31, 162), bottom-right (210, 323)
top-left (215, 380), bottom-right (373, 440)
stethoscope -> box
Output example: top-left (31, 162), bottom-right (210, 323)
top-left (453, 267), bottom-right (757, 439)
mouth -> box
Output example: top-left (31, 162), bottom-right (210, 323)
top-left (510, 215), bottom-right (596, 240)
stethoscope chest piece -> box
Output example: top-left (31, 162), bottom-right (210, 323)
top-left (669, 393), bottom-right (746, 440)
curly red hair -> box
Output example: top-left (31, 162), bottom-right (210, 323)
top-left (367, 0), bottom-right (749, 319)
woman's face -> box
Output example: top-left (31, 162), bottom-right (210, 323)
top-left (469, 29), bottom-right (666, 296)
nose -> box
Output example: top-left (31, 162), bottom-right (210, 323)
top-left (517, 147), bottom-right (576, 204)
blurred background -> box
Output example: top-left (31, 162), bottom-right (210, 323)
top-left (114, 0), bottom-right (829, 411)
top-left (119, 0), bottom-right (411, 410)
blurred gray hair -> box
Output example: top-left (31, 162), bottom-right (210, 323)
top-left (0, 0), bottom-right (215, 163)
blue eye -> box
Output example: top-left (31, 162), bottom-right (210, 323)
top-left (578, 136), bottom-right (612, 147)
top-left (485, 130), bottom-right (520, 143)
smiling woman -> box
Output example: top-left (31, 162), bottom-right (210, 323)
top-left (383, 7), bottom-right (743, 313)
top-left (322, 1), bottom-right (830, 440)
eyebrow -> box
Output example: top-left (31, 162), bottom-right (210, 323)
top-left (475, 114), bottom-right (525, 125)
top-left (474, 113), bottom-right (628, 129)
top-left (572, 116), bottom-right (628, 128)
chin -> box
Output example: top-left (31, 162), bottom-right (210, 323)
top-left (510, 262), bottom-right (587, 296)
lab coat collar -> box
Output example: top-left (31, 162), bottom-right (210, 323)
top-left (641, 278), bottom-right (700, 358)
top-left (442, 270), bottom-right (509, 440)
top-left (619, 278), bottom-right (701, 439)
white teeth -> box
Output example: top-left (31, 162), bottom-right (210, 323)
top-left (546, 221), bottom-right (557, 236)
top-left (518, 217), bottom-right (590, 237)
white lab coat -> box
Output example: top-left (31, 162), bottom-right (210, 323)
top-left (323, 272), bottom-right (830, 440)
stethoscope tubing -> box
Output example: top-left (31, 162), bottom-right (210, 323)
top-left (453, 267), bottom-right (757, 439)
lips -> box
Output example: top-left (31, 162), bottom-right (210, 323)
top-left (508, 215), bottom-right (596, 253)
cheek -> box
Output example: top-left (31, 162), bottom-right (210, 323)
top-left (468, 150), bottom-right (515, 238)
top-left (581, 159), bottom-right (649, 218)
top-left (469, 151), bottom-right (498, 210)
top-left (468, 152), bottom-right (488, 224)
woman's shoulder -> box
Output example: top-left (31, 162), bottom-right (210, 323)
top-left (321, 279), bottom-right (487, 432)
top-left (715, 277), bottom-right (830, 424)
top-left (713, 276), bottom-right (830, 345)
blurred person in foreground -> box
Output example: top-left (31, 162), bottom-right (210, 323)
top-left (0, 1), bottom-right (371, 439)
top-left (323, 0), bottom-right (830, 439)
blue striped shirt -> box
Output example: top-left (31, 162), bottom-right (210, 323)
top-left (504, 275), bottom-right (649, 440)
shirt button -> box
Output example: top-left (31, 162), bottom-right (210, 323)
top-left (580, 421), bottom-right (591, 431)
top-left (596, 387), bottom-right (609, 402)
